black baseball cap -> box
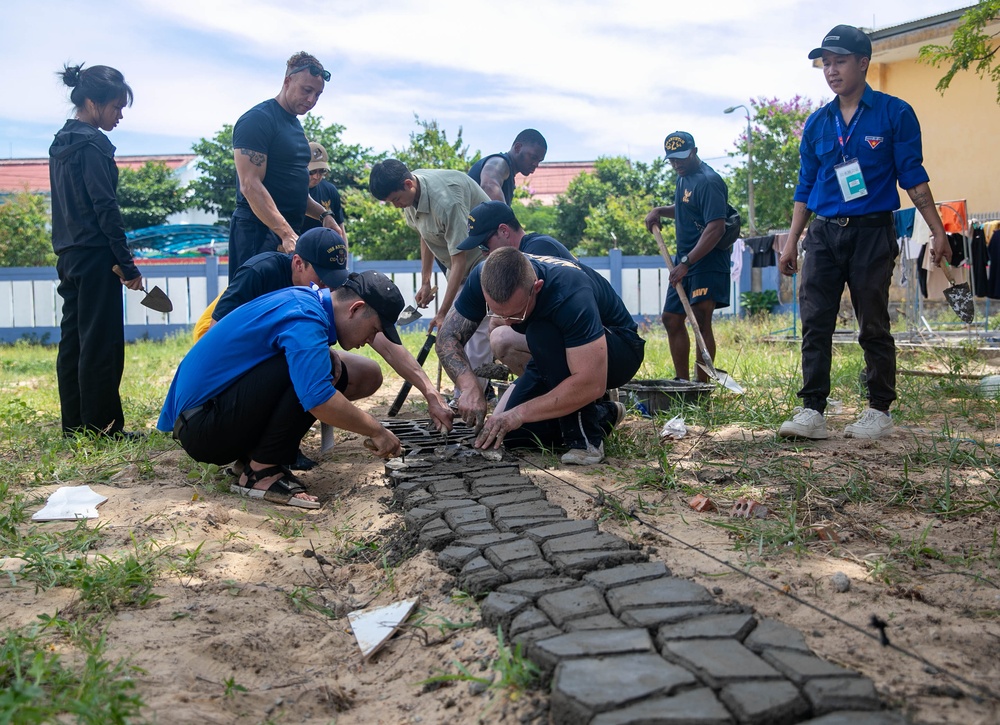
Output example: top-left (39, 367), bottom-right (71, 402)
top-left (663, 131), bottom-right (696, 160)
top-left (296, 228), bottom-right (349, 288)
top-left (808, 25), bottom-right (872, 59)
top-left (342, 270), bottom-right (404, 345)
top-left (458, 201), bottom-right (518, 250)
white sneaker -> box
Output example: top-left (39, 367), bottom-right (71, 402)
top-left (778, 407), bottom-right (829, 439)
top-left (844, 408), bottom-right (893, 439)
top-left (561, 442), bottom-right (605, 465)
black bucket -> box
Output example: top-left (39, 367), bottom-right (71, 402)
top-left (620, 378), bottom-right (714, 415)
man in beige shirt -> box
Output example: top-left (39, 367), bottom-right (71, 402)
top-left (369, 159), bottom-right (493, 377)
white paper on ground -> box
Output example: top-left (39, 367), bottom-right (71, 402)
top-left (31, 485), bottom-right (108, 521)
top-left (347, 599), bottom-right (418, 660)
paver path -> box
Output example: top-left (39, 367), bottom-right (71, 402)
top-left (381, 419), bottom-right (906, 724)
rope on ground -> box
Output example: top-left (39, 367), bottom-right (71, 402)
top-left (511, 451), bottom-right (1000, 704)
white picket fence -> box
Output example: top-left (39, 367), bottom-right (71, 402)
top-left (0, 252), bottom-right (742, 343)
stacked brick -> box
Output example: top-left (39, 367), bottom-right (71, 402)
top-left (382, 420), bottom-right (905, 725)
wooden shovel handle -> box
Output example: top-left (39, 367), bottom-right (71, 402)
top-left (650, 226), bottom-right (714, 369)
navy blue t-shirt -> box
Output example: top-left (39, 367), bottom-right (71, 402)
top-left (212, 252), bottom-right (294, 322)
top-left (455, 255), bottom-right (636, 348)
top-left (519, 233), bottom-right (577, 261)
top-left (674, 161), bottom-right (730, 275)
top-left (233, 99), bottom-right (310, 230)
top-left (301, 179), bottom-right (345, 232)
top-left (468, 152), bottom-right (515, 204)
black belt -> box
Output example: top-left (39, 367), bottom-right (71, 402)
top-left (815, 212), bottom-right (892, 228)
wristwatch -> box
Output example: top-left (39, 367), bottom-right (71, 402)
top-left (319, 211), bottom-right (334, 221)
top-left (679, 254), bottom-right (690, 266)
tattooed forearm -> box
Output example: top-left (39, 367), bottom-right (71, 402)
top-left (906, 183), bottom-right (934, 210)
top-left (239, 148), bottom-right (266, 167)
top-left (437, 310), bottom-right (479, 381)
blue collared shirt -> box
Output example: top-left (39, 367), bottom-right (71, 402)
top-left (794, 84), bottom-right (930, 217)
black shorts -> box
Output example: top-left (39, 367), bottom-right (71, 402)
top-left (663, 271), bottom-right (731, 314)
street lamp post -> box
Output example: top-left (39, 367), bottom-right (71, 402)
top-left (724, 104), bottom-right (756, 237)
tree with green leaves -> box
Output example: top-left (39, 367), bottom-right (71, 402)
top-left (0, 191), bottom-right (55, 267)
top-left (919, 1), bottom-right (1000, 103)
top-left (726, 96), bottom-right (816, 232)
top-left (189, 124), bottom-right (235, 223)
top-left (116, 161), bottom-right (189, 231)
top-left (394, 115), bottom-right (480, 171)
top-left (555, 156), bottom-right (675, 255)
top-left (300, 115), bottom-right (380, 190)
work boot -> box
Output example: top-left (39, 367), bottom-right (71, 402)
top-left (777, 407), bottom-right (828, 439)
top-left (844, 408), bottom-right (893, 440)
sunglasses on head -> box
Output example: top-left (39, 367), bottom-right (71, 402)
top-left (289, 63), bottom-right (331, 82)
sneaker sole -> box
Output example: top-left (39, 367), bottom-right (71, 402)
top-left (844, 428), bottom-right (892, 440)
top-left (777, 427), bottom-right (829, 440)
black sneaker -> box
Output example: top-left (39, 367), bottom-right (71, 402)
top-left (292, 449), bottom-right (317, 471)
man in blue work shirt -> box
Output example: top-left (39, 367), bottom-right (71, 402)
top-left (778, 24), bottom-right (950, 441)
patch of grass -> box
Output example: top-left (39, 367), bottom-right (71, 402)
top-left (417, 626), bottom-right (539, 701)
top-left (0, 615), bottom-right (145, 723)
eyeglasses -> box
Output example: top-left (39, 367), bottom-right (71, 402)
top-left (289, 64), bottom-right (331, 82)
top-left (309, 169), bottom-right (328, 177)
top-left (478, 231), bottom-right (498, 254)
top-left (487, 288), bottom-right (534, 324)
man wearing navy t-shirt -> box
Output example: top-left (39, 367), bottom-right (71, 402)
top-left (778, 25), bottom-right (950, 441)
top-left (468, 130), bottom-right (547, 204)
top-left (229, 52), bottom-right (344, 279)
top-left (437, 248), bottom-right (644, 465)
top-left (457, 200), bottom-right (578, 376)
top-left (644, 131), bottom-right (732, 383)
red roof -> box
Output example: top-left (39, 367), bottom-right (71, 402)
top-left (517, 161), bottom-right (596, 205)
top-left (0, 154), bottom-right (197, 194)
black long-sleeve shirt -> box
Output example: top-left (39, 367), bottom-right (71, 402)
top-left (49, 119), bottom-right (138, 278)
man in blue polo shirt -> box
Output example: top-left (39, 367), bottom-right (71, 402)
top-left (158, 272), bottom-right (407, 509)
top-left (778, 25), bottom-right (950, 441)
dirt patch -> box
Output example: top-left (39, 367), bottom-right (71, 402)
top-left (5, 377), bottom-right (1000, 723)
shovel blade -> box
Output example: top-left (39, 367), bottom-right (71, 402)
top-left (943, 283), bottom-right (974, 324)
top-left (397, 305), bottom-right (422, 326)
top-left (142, 286), bottom-right (173, 313)
top-left (696, 363), bottom-right (745, 394)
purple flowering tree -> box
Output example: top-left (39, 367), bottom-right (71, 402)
top-left (727, 96), bottom-right (817, 232)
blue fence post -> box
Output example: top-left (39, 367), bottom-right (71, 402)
top-left (205, 256), bottom-right (219, 301)
top-left (609, 248), bottom-right (623, 298)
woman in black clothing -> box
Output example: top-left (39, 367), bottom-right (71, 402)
top-left (49, 63), bottom-right (143, 437)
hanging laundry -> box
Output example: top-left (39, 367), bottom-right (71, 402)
top-left (988, 228), bottom-right (1000, 300)
top-left (893, 208), bottom-right (915, 239)
top-left (937, 201), bottom-right (967, 233)
top-left (730, 238), bottom-right (746, 282)
top-left (745, 235), bottom-right (776, 268)
top-left (970, 226), bottom-right (988, 297)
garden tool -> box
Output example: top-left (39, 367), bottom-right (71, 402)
top-left (113, 265), bottom-right (173, 313)
top-left (650, 227), bottom-right (744, 394)
top-left (940, 263), bottom-right (974, 324)
top-left (396, 305), bottom-right (422, 327)
top-left (387, 332), bottom-right (436, 416)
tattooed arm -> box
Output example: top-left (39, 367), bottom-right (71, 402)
top-left (233, 148), bottom-right (298, 252)
top-left (906, 182), bottom-right (950, 266)
top-left (437, 308), bottom-right (486, 430)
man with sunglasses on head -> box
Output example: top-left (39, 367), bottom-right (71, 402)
top-left (301, 142), bottom-right (346, 242)
top-left (437, 247), bottom-right (644, 465)
top-left (229, 52), bottom-right (344, 279)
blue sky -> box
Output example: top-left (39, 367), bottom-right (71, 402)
top-left (1, 0), bottom-right (969, 172)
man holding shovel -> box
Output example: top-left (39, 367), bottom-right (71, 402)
top-left (777, 25), bottom-right (950, 441)
top-left (644, 132), bottom-right (732, 384)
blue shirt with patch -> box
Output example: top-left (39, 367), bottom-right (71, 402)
top-left (794, 84), bottom-right (930, 217)
top-left (158, 287), bottom-right (336, 430)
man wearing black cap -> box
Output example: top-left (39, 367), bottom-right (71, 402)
top-left (468, 130), bottom-right (548, 204)
top-left (458, 200), bottom-right (578, 376)
top-left (777, 24), bottom-right (950, 441)
top-left (158, 273), bottom-right (408, 508)
top-left (195, 228), bottom-right (452, 437)
top-left (644, 132), bottom-right (732, 383)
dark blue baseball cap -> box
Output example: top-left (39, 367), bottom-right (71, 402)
top-left (663, 131), bottom-right (696, 160)
top-left (296, 228), bottom-right (349, 289)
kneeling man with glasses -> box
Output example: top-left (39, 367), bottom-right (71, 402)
top-left (437, 247), bottom-right (645, 465)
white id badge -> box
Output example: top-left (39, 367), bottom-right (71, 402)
top-left (834, 158), bottom-right (868, 202)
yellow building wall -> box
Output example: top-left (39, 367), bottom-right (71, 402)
top-left (868, 55), bottom-right (1000, 214)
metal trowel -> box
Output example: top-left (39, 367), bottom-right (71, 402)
top-left (396, 305), bottom-right (422, 326)
top-left (941, 263), bottom-right (974, 324)
top-left (113, 265), bottom-right (173, 313)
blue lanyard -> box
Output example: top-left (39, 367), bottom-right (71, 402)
top-left (833, 107), bottom-right (863, 161)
